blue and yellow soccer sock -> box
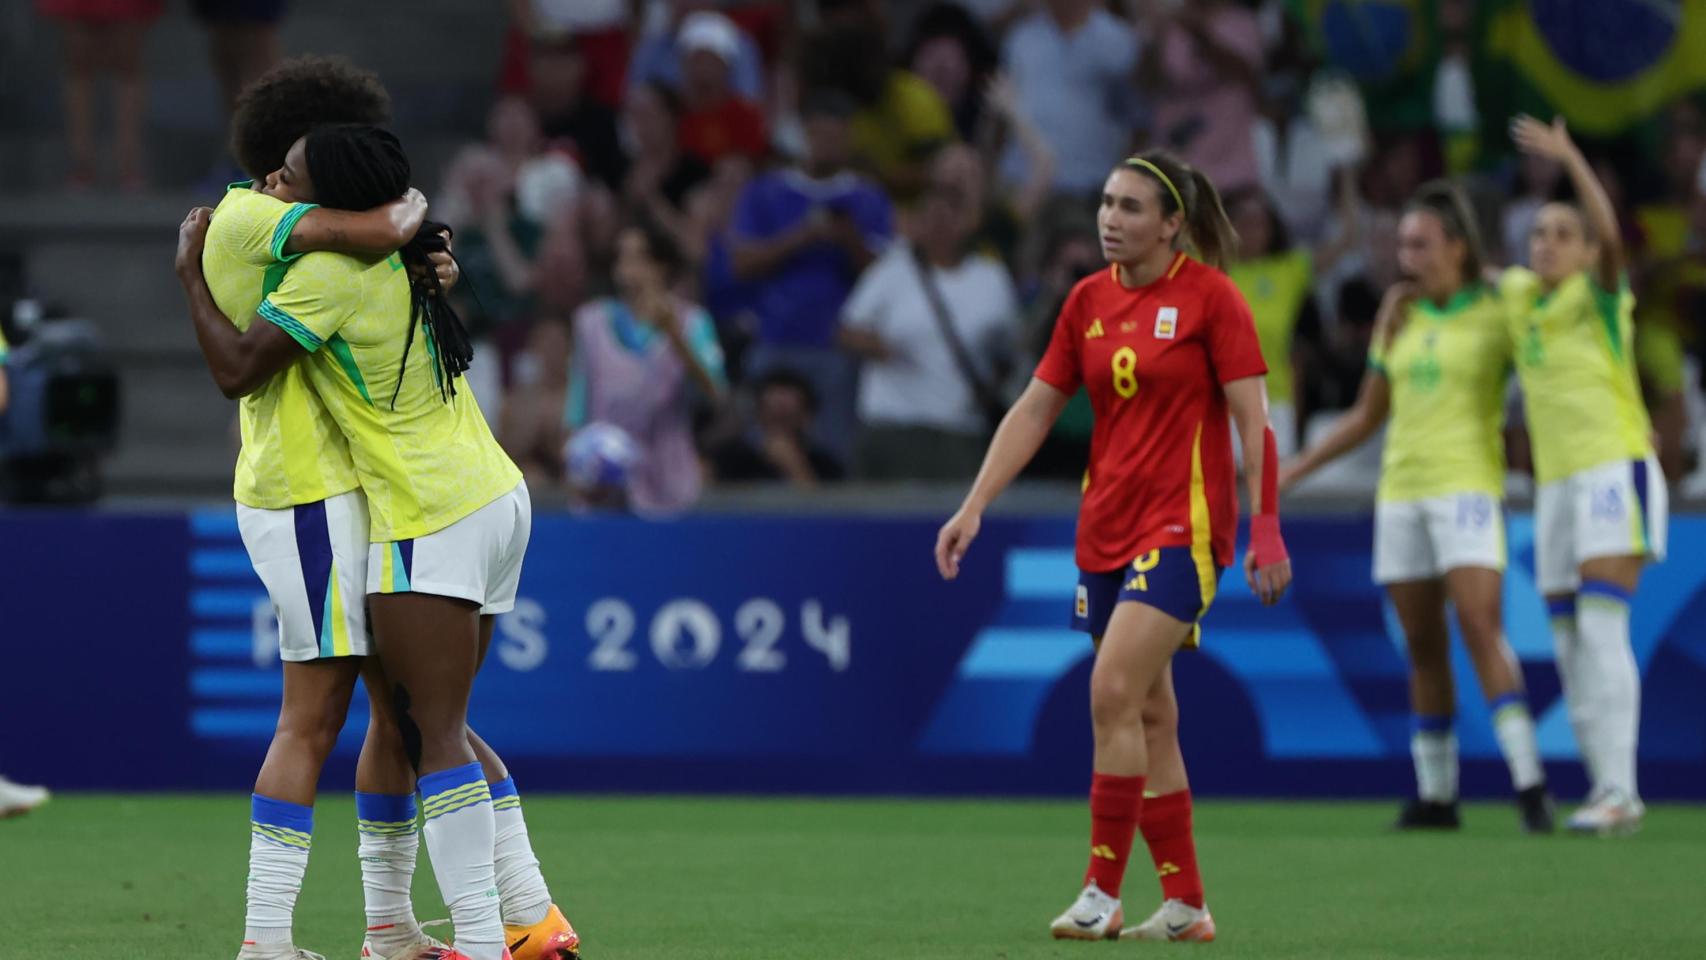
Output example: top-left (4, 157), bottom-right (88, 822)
top-left (1577, 581), bottom-right (1641, 798)
top-left (490, 777), bottom-right (554, 927)
top-left (1411, 715), bottom-right (1458, 803)
top-left (356, 792), bottom-right (424, 950)
top-left (245, 795), bottom-right (313, 946)
top-left (1489, 691), bottom-right (1544, 791)
top-left (420, 763), bottom-right (503, 960)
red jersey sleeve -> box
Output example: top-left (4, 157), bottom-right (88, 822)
top-left (1204, 272), bottom-right (1268, 384)
top-left (1033, 281), bottom-right (1086, 394)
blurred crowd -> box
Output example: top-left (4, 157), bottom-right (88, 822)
top-left (33, 0), bottom-right (1706, 512)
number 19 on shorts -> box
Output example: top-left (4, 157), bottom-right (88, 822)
top-left (1112, 347), bottom-right (1138, 399)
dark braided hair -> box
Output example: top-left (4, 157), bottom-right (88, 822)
top-left (301, 124), bottom-right (473, 407)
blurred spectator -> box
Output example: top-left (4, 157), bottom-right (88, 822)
top-left (528, 37), bottom-right (626, 188)
top-left (1020, 210), bottom-right (1100, 478)
top-left (961, 76), bottom-right (1055, 267)
top-left (731, 91), bottom-right (892, 464)
top-left (441, 98), bottom-right (587, 331)
top-left (620, 81), bottom-right (712, 260)
top-left (38, 0), bottom-right (163, 191)
top-left (998, 0), bottom-right (1140, 199)
top-left (567, 220), bottom-right (727, 514)
top-left (838, 169), bottom-right (1019, 480)
top-left (805, 1), bottom-right (955, 202)
top-left (1143, 0), bottom-right (1264, 194)
top-left (693, 156), bottom-right (761, 337)
top-left (904, 3), bottom-right (999, 142)
top-left (629, 0), bottom-right (766, 102)
top-left (498, 319), bottom-right (573, 490)
top-left (502, 0), bottom-right (632, 107)
top-left (707, 369), bottom-right (844, 487)
top-left (675, 11), bottom-right (770, 165)
top-left (1433, 0), bottom-right (1479, 173)
top-left (1225, 185), bottom-right (1357, 455)
top-left (192, 1), bottom-right (287, 144)
top-left (1255, 68), bottom-right (1368, 247)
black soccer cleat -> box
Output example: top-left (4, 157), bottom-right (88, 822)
top-left (1394, 798), bottom-right (1462, 830)
top-left (1517, 784), bottom-right (1557, 834)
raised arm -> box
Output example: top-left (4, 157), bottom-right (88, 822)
top-left (983, 71), bottom-right (1057, 224)
top-left (1279, 282), bottom-right (1407, 490)
top-left (935, 378), bottom-right (1071, 579)
top-left (1511, 115), bottom-right (1623, 289)
top-left (175, 208), bottom-right (305, 398)
top-left (281, 187), bottom-right (428, 258)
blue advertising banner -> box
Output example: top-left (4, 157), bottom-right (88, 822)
top-left (1, 509), bottom-right (1702, 797)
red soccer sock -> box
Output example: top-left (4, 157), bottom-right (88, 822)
top-left (1083, 773), bottom-right (1146, 898)
top-left (1140, 790), bottom-right (1205, 908)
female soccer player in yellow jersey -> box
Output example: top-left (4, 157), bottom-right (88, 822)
top-left (176, 123), bottom-right (578, 960)
top-left (1505, 116), bottom-right (1665, 837)
top-left (1282, 182), bottom-right (1555, 833)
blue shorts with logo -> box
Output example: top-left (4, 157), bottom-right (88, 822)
top-left (1072, 546), bottom-right (1222, 648)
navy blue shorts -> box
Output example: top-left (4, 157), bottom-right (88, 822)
top-left (1072, 546), bottom-right (1222, 648)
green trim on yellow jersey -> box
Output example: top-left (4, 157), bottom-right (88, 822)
top-left (205, 183), bottom-right (361, 509)
top-left (261, 250), bottom-right (521, 542)
top-left (258, 300), bottom-right (324, 351)
top-left (269, 202), bottom-right (317, 263)
top-left (1502, 268), bottom-right (1651, 484)
top-left (326, 335), bottom-right (374, 406)
top-left (1589, 278), bottom-right (1625, 361)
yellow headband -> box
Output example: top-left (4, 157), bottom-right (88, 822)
top-left (1123, 157), bottom-right (1185, 215)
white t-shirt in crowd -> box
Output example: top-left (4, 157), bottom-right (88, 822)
top-left (842, 242), bottom-right (1019, 435)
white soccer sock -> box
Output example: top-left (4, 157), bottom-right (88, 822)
top-left (1489, 693), bottom-right (1545, 791)
top-left (1578, 583), bottom-right (1642, 799)
top-left (356, 792), bottom-right (425, 951)
top-left (420, 763), bottom-right (504, 960)
top-left (1411, 719), bottom-right (1458, 803)
top-left (490, 777), bottom-right (554, 927)
top-left (1548, 598), bottom-right (1600, 785)
top-left (245, 795), bottom-right (312, 945)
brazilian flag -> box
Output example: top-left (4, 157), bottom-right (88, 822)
top-left (1289, 0), bottom-right (1438, 131)
top-left (1480, 0), bottom-right (1706, 137)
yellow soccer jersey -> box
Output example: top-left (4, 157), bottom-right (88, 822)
top-left (258, 251), bottom-right (522, 542)
top-left (1368, 285), bottom-right (1511, 502)
top-left (0, 325), bottom-right (8, 362)
top-left (1229, 249), bottom-right (1311, 405)
top-left (1502, 268), bottom-right (1652, 485)
top-left (202, 183), bottom-right (361, 509)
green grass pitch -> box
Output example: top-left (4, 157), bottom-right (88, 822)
top-left (4, 795), bottom-right (1703, 959)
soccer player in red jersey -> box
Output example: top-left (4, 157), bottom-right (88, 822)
top-left (936, 152), bottom-right (1292, 942)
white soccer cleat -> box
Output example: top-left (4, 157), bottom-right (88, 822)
top-left (1049, 881), bottom-right (1123, 940)
top-left (0, 775), bottom-right (49, 818)
top-left (359, 923), bottom-right (452, 960)
top-left (1120, 898), bottom-right (1217, 942)
top-left (237, 946), bottom-right (327, 960)
top-left (1567, 787), bottom-right (1644, 837)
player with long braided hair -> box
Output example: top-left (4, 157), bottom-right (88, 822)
top-left (176, 123), bottom-right (569, 960)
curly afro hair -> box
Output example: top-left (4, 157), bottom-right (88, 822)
top-left (229, 54), bottom-right (392, 181)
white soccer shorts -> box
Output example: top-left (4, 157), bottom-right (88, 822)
top-left (1534, 455), bottom-right (1668, 595)
top-left (367, 482), bottom-right (532, 615)
top-left (1373, 491), bottom-right (1506, 584)
top-left (236, 489), bottom-right (373, 661)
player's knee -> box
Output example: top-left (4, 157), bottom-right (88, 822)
top-left (1089, 674), bottom-right (1142, 731)
top-left (1141, 698), bottom-right (1177, 739)
top-left (1456, 612), bottom-right (1505, 655)
top-left (275, 710), bottom-right (346, 761)
top-left (1404, 631), bottom-right (1451, 669)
